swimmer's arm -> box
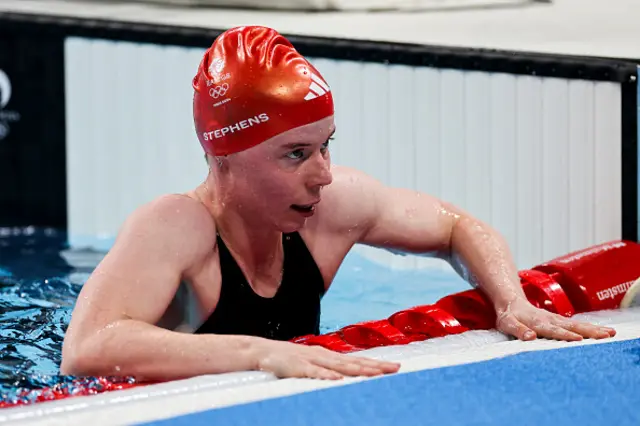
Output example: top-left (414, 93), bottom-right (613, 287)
top-left (333, 167), bottom-right (526, 309)
top-left (60, 195), bottom-right (263, 381)
top-left (61, 320), bottom-right (264, 381)
top-left (327, 167), bottom-right (615, 342)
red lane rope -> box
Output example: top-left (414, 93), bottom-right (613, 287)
top-left (3, 240), bottom-right (639, 409)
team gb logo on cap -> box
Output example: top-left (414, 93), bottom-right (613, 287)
top-left (209, 58), bottom-right (225, 75)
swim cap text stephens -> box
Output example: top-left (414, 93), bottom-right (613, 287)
top-left (203, 113), bottom-right (270, 141)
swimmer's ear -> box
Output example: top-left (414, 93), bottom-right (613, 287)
top-left (205, 154), bottom-right (226, 169)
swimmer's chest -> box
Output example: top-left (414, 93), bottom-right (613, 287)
top-left (158, 232), bottom-right (337, 335)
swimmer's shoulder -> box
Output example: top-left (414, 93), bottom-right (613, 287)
top-left (327, 164), bottom-right (377, 185)
top-left (118, 193), bottom-right (217, 256)
top-left (323, 164), bottom-right (381, 205)
top-left (314, 165), bottom-right (380, 234)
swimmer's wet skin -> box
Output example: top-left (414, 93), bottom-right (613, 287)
top-left (59, 25), bottom-right (615, 385)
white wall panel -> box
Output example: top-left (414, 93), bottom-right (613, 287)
top-left (65, 38), bottom-right (208, 249)
top-left (490, 74), bottom-right (518, 255)
top-left (594, 83), bottom-right (623, 243)
top-left (541, 78), bottom-right (570, 262)
top-left (567, 80), bottom-right (595, 252)
top-left (514, 76), bottom-right (544, 269)
top-left (465, 72), bottom-right (492, 226)
top-left (65, 37), bottom-right (623, 268)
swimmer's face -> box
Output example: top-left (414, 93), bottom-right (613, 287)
top-left (227, 116), bottom-right (335, 232)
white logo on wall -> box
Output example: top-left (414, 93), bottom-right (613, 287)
top-left (0, 69), bottom-right (21, 141)
top-left (0, 70), bottom-right (11, 108)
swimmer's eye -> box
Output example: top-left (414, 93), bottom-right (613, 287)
top-left (286, 149), bottom-right (305, 160)
top-left (321, 139), bottom-right (330, 152)
top-left (285, 138), bottom-right (332, 160)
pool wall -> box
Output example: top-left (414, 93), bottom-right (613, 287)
top-left (0, 11), bottom-right (637, 270)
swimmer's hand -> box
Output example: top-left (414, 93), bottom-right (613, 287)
top-left (255, 340), bottom-right (400, 380)
top-left (495, 296), bottom-right (616, 342)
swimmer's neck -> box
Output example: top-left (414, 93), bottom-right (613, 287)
top-left (215, 206), bottom-right (284, 269)
top-left (195, 180), bottom-right (284, 274)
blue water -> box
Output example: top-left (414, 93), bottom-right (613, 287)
top-left (0, 226), bottom-right (468, 402)
top-left (0, 226), bottom-right (83, 400)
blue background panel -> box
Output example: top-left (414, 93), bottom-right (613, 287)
top-left (141, 338), bottom-right (640, 426)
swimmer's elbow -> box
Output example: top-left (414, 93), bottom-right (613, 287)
top-left (59, 352), bottom-right (84, 376)
top-left (60, 330), bottom-right (112, 376)
top-left (60, 338), bottom-right (100, 376)
top-left (60, 350), bottom-right (91, 376)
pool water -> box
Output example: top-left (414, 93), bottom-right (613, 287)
top-left (0, 226), bottom-right (86, 401)
top-left (0, 226), bottom-right (469, 404)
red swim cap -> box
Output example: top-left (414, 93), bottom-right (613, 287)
top-left (192, 26), bottom-right (334, 156)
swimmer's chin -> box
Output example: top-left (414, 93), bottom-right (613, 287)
top-left (277, 212), bottom-right (314, 233)
top-left (277, 222), bottom-right (307, 235)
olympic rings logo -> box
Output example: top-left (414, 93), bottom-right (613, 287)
top-left (209, 83), bottom-right (229, 99)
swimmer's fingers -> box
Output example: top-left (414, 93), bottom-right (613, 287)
top-left (497, 296), bottom-right (604, 342)
top-left (311, 348), bottom-right (399, 378)
top-left (257, 347), bottom-right (344, 380)
top-left (497, 297), bottom-right (616, 342)
top-left (271, 358), bottom-right (343, 380)
top-left (550, 316), bottom-right (616, 340)
top-left (342, 354), bottom-right (401, 373)
top-left (496, 311), bottom-right (537, 341)
top-left (302, 364), bottom-right (344, 380)
top-left (499, 306), bottom-right (584, 341)
top-left (499, 309), bottom-right (614, 342)
top-left (256, 341), bottom-right (399, 380)
top-left (526, 320), bottom-right (584, 342)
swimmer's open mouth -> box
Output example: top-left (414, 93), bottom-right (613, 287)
top-left (291, 204), bottom-right (316, 213)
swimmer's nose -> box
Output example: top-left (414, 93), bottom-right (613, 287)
top-left (307, 151), bottom-right (333, 189)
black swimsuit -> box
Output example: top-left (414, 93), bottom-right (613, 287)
top-left (194, 232), bottom-right (326, 340)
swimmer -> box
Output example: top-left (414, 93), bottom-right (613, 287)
top-left (60, 26), bottom-right (616, 382)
